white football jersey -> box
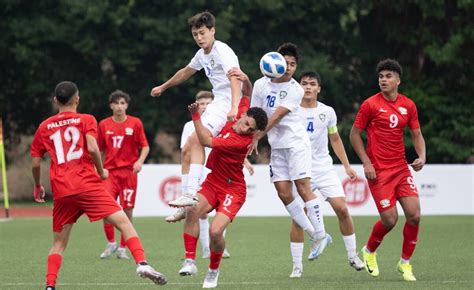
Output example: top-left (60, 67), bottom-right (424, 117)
top-left (299, 102), bottom-right (337, 171)
top-left (188, 40), bottom-right (240, 110)
top-left (251, 77), bottom-right (310, 149)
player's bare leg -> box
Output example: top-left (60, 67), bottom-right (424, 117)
top-left (397, 196), bottom-right (420, 281)
top-left (45, 224), bottom-right (73, 289)
top-left (180, 194), bottom-right (213, 276)
top-left (328, 197), bottom-right (363, 270)
top-left (203, 213), bottom-right (231, 288)
top-left (169, 133), bottom-right (205, 207)
top-left (294, 178), bottom-right (331, 260)
top-left (105, 211), bottom-right (167, 285)
top-left (289, 221), bottom-right (305, 278)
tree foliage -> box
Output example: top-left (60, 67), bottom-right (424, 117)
top-left (1, 0), bottom-right (472, 163)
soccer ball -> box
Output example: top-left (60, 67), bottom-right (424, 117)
top-left (259, 52), bottom-right (287, 79)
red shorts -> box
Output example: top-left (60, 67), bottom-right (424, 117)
top-left (52, 190), bottom-right (122, 232)
top-left (104, 168), bottom-right (138, 209)
top-left (199, 180), bottom-right (246, 221)
top-left (368, 165), bottom-right (419, 213)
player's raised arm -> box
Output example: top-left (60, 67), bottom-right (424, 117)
top-left (227, 75), bottom-right (242, 122)
top-left (227, 68), bottom-right (253, 97)
top-left (150, 66), bottom-right (197, 97)
top-left (188, 102), bottom-right (213, 147)
top-left (86, 133), bottom-right (108, 179)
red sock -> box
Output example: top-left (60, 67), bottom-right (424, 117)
top-left (104, 223), bottom-right (115, 243)
top-left (120, 234), bottom-right (126, 248)
top-left (367, 220), bottom-right (391, 252)
top-left (209, 251), bottom-right (223, 270)
top-left (183, 233), bottom-right (198, 260)
top-left (46, 254), bottom-right (62, 287)
top-left (401, 222), bottom-right (419, 260)
top-left (125, 236), bottom-right (146, 264)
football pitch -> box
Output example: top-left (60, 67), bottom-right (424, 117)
top-left (1, 216), bottom-right (472, 289)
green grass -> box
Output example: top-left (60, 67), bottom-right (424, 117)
top-left (1, 216), bottom-right (473, 289)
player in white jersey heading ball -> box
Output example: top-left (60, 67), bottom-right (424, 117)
top-left (287, 71), bottom-right (364, 278)
top-left (150, 11), bottom-right (242, 207)
top-left (249, 43), bottom-right (329, 267)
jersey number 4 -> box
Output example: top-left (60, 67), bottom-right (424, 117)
top-left (49, 127), bottom-right (83, 164)
top-left (307, 121), bottom-right (314, 133)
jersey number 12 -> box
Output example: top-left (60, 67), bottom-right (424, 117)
top-left (49, 127), bottom-right (83, 164)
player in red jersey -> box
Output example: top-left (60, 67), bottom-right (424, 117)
top-left (97, 90), bottom-right (150, 260)
top-left (178, 71), bottom-right (268, 288)
top-left (350, 59), bottom-right (426, 281)
top-left (31, 81), bottom-right (166, 290)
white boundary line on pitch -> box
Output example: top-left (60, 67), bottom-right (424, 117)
top-left (2, 281), bottom-right (471, 286)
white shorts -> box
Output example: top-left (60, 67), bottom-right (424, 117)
top-left (201, 101), bottom-right (229, 136)
top-left (269, 145), bottom-right (312, 182)
top-left (292, 168), bottom-right (345, 204)
top-left (310, 169), bottom-right (345, 200)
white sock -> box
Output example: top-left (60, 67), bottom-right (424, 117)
top-left (290, 242), bottom-right (304, 268)
top-left (342, 234), bottom-right (357, 259)
top-left (188, 164), bottom-right (204, 196)
top-left (400, 257), bottom-right (410, 264)
top-left (305, 198), bottom-right (326, 240)
top-left (223, 228), bottom-right (227, 238)
top-left (181, 174), bottom-right (189, 195)
top-left (285, 199), bottom-right (315, 236)
top-left (199, 217), bottom-right (210, 252)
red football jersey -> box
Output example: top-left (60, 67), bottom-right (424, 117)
top-left (205, 96), bottom-right (252, 190)
top-left (98, 116), bottom-right (148, 170)
top-left (31, 111), bottom-right (104, 200)
top-left (354, 93), bottom-right (420, 170)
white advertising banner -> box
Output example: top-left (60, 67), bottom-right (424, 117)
top-left (135, 164), bottom-right (474, 217)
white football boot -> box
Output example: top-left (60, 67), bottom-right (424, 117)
top-left (179, 259), bottom-right (198, 276)
top-left (202, 269), bottom-right (219, 288)
top-left (165, 207), bottom-right (187, 223)
top-left (136, 264), bottom-right (167, 285)
top-left (100, 242), bottom-right (118, 259)
top-left (168, 194), bottom-right (198, 207)
top-left (308, 233), bottom-right (332, 260)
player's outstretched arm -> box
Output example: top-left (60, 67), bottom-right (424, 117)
top-left (188, 103), bottom-right (213, 147)
top-left (227, 68), bottom-right (253, 97)
top-left (86, 134), bottom-right (108, 179)
top-left (31, 156), bottom-right (45, 203)
top-left (329, 131), bottom-right (357, 180)
top-left (410, 128), bottom-right (426, 171)
top-left (150, 66), bottom-right (197, 97)
top-left (227, 75), bottom-right (242, 122)
top-left (350, 126), bottom-right (376, 180)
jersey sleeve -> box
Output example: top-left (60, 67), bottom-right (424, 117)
top-left (353, 100), bottom-right (372, 130)
top-left (135, 119), bottom-right (149, 148)
top-left (215, 43), bottom-right (239, 73)
top-left (30, 127), bottom-right (46, 157)
top-left (280, 84), bottom-right (303, 112)
top-left (97, 121), bottom-right (106, 151)
top-left (408, 100), bottom-right (420, 130)
top-left (327, 107), bottom-right (338, 134)
top-left (84, 114), bottom-right (98, 139)
top-left (211, 134), bottom-right (249, 155)
top-left (187, 50), bottom-right (203, 71)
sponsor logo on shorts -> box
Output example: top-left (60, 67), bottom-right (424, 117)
top-left (343, 176), bottom-right (370, 207)
top-left (380, 199), bottom-right (391, 208)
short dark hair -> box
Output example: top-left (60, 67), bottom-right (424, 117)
top-left (54, 81), bottom-right (78, 105)
top-left (376, 59), bottom-right (402, 77)
top-left (188, 11), bottom-right (215, 29)
top-left (195, 90), bottom-right (214, 101)
top-left (299, 71), bottom-right (322, 86)
top-left (246, 107), bottom-right (268, 131)
top-left (277, 42), bottom-right (299, 62)
top-left (109, 90), bottom-right (131, 103)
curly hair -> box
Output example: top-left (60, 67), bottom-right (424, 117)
top-left (277, 42), bottom-right (299, 62)
top-left (376, 59), bottom-right (402, 77)
top-left (246, 107), bottom-right (268, 131)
